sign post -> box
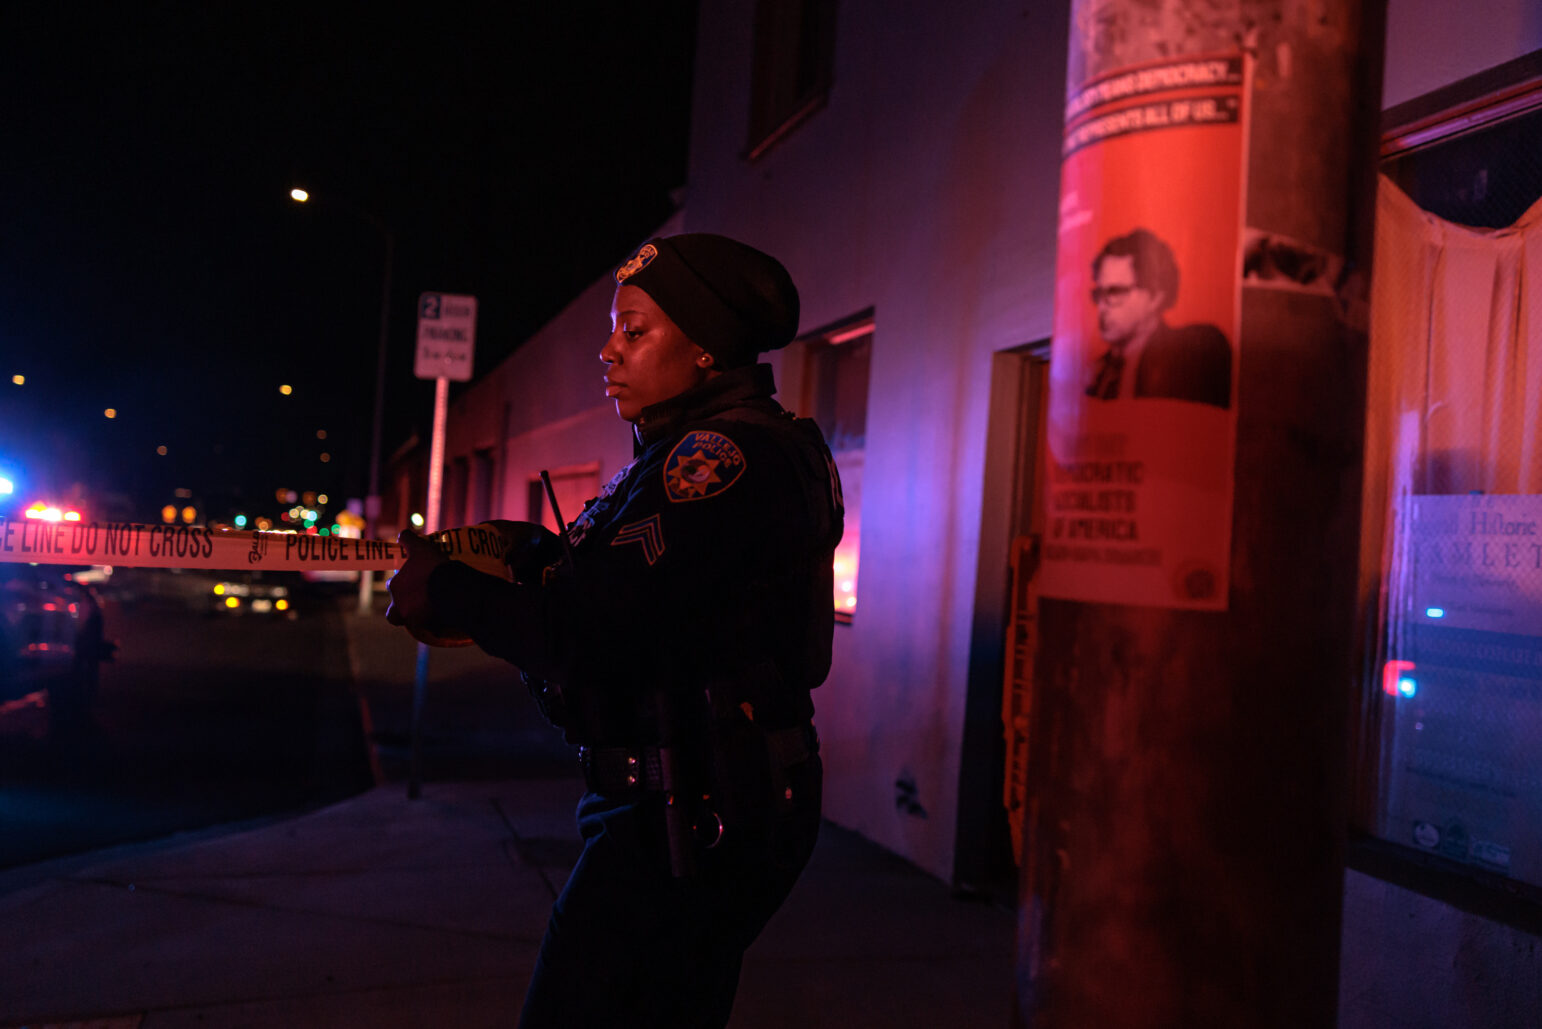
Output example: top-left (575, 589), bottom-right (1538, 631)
top-left (407, 292), bottom-right (476, 799)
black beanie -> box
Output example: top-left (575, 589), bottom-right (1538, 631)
top-left (614, 234), bottom-right (800, 368)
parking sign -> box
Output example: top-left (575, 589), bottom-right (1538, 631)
top-left (415, 292), bottom-right (476, 381)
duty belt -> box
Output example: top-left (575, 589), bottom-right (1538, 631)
top-left (578, 723), bottom-right (819, 796)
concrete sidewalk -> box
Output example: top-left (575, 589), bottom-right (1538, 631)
top-left (0, 604), bottom-right (1015, 1028)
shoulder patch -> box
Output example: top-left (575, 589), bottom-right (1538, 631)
top-left (663, 430), bottom-right (748, 502)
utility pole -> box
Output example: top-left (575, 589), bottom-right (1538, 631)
top-left (1017, 2), bottom-right (1387, 1026)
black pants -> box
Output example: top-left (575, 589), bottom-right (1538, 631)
top-left (519, 755), bottom-right (822, 1028)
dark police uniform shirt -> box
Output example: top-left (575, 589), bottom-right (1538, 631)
top-left (427, 363), bottom-right (844, 749)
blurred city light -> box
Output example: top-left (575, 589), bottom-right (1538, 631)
top-left (234, 514), bottom-right (248, 528)
top-left (319, 452), bottom-right (331, 463)
top-left (833, 551), bottom-right (859, 614)
top-left (181, 506), bottom-right (197, 524)
top-left (11, 374), bottom-right (23, 386)
top-left (279, 384), bottom-right (293, 396)
top-left (1382, 659), bottom-right (1416, 697)
top-left (318, 493), bottom-right (329, 505)
top-left (161, 505), bottom-right (177, 523)
top-left (64, 510), bottom-right (81, 522)
top-left (290, 188), bottom-right (309, 203)
top-left (334, 509), bottom-right (364, 535)
top-left (156, 445), bottom-right (168, 456)
top-left (225, 596), bottom-right (240, 609)
top-left (411, 513), bottom-right (424, 527)
top-left (317, 429), bottom-right (327, 440)
top-left (104, 408), bottom-right (117, 419)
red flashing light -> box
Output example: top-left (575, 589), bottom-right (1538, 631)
top-left (1382, 659), bottom-right (1416, 697)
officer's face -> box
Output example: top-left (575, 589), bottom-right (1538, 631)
top-left (1094, 255), bottom-right (1165, 345)
top-left (602, 285), bottom-right (714, 422)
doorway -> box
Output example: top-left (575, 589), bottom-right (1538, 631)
top-left (953, 345), bottom-right (1049, 899)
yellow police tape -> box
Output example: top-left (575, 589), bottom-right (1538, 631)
top-left (0, 518), bottom-right (520, 577)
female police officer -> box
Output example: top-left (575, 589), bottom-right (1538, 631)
top-left (387, 233), bottom-right (843, 1028)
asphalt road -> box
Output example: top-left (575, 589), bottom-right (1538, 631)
top-left (0, 571), bottom-right (374, 869)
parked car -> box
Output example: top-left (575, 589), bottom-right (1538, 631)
top-left (0, 562), bottom-right (115, 723)
top-left (206, 572), bottom-right (300, 620)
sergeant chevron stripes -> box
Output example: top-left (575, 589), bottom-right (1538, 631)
top-left (610, 514), bottom-right (665, 565)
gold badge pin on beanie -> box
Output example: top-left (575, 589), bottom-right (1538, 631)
top-left (614, 234), bottom-right (800, 368)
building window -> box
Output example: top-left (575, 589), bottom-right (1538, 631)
top-left (798, 315), bottom-right (870, 621)
top-left (470, 448), bottom-right (496, 524)
top-left (745, 0), bottom-right (838, 160)
top-left (528, 463), bottom-right (602, 535)
top-left (1358, 68), bottom-right (1542, 902)
top-left (445, 456), bottom-right (469, 529)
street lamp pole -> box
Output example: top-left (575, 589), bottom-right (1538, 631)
top-left (360, 222), bottom-right (394, 614)
top-left (290, 188), bottom-right (394, 614)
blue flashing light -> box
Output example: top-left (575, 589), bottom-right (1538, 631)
top-left (1426, 607), bottom-right (1445, 619)
top-left (234, 514), bottom-right (248, 528)
top-left (1398, 677), bottom-right (1418, 698)
top-left (0, 475), bottom-right (12, 495)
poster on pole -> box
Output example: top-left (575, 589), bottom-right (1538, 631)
top-left (1040, 53), bottom-right (1249, 610)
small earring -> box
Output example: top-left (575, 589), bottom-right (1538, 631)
top-left (697, 354), bottom-right (712, 367)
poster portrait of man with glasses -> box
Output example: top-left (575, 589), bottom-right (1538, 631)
top-left (1084, 227), bottom-right (1233, 410)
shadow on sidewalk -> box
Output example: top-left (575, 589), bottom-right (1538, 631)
top-left (343, 602), bottom-right (581, 787)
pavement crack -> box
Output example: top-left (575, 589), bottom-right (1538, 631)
top-left (490, 797), bottom-right (562, 902)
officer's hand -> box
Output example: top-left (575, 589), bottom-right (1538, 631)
top-left (385, 529), bottom-right (447, 631)
top-left (485, 519), bottom-right (566, 584)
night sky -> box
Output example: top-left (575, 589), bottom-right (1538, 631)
top-left (1, 2), bottom-right (696, 523)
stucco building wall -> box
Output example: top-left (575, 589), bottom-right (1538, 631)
top-left (429, 2), bottom-right (1540, 1021)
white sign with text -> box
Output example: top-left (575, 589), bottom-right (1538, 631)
top-left (415, 292), bottom-right (476, 381)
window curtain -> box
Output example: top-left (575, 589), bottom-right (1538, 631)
top-left (1364, 174), bottom-right (1542, 502)
top-left (1360, 173), bottom-right (1542, 622)
top-left (1356, 173), bottom-right (1542, 829)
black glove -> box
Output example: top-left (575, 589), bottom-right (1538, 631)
top-left (483, 519), bottom-right (566, 584)
top-left (385, 528), bottom-right (460, 645)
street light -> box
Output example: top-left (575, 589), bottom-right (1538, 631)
top-left (289, 185), bottom-right (395, 613)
